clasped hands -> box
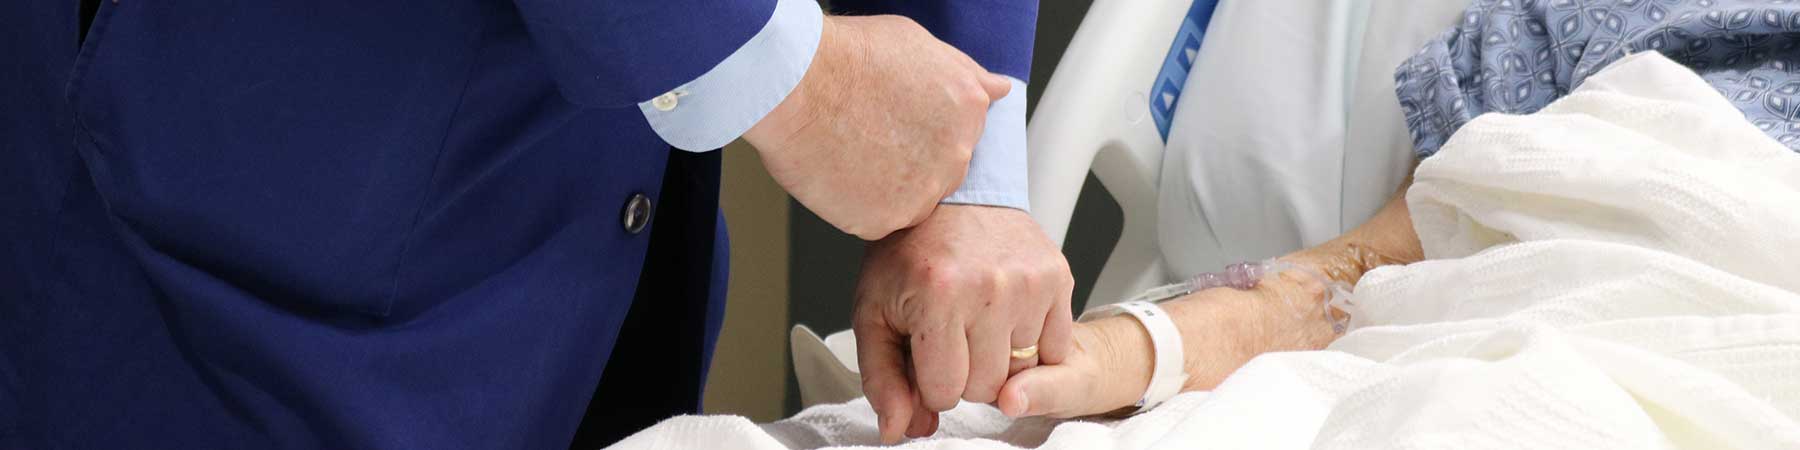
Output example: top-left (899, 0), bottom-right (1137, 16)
top-left (740, 14), bottom-right (1075, 443)
top-left (740, 13), bottom-right (1375, 443)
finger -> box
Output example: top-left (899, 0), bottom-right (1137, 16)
top-left (979, 72), bottom-right (1013, 101)
top-left (1007, 307), bottom-right (1045, 376)
top-left (910, 321), bottom-right (970, 412)
top-left (904, 402), bottom-right (938, 439)
top-left (962, 321), bottom-right (1012, 403)
top-left (998, 363), bottom-right (1086, 418)
top-left (1007, 352), bottom-right (1039, 376)
top-left (1037, 286), bottom-right (1075, 365)
top-left (853, 308), bottom-right (916, 444)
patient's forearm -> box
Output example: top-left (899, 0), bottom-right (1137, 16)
top-left (1288, 178), bottom-right (1425, 288)
top-left (1009, 182), bottom-right (1427, 417)
top-left (1192, 179), bottom-right (1422, 387)
top-left (1091, 181), bottom-right (1425, 396)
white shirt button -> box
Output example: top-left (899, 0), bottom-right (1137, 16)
top-left (651, 92), bottom-right (679, 111)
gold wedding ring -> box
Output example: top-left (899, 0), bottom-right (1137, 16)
top-left (1009, 345), bottom-right (1039, 360)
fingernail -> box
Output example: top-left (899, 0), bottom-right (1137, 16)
top-left (1009, 394), bottom-right (1030, 417)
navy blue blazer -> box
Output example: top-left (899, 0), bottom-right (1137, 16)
top-left (0, 1), bottom-right (1036, 448)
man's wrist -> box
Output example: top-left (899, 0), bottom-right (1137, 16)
top-left (744, 16), bottom-right (850, 155)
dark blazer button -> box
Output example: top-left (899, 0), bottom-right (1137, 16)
top-left (622, 193), bottom-right (652, 235)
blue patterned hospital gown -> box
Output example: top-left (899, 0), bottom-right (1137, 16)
top-left (1397, 0), bottom-right (1800, 157)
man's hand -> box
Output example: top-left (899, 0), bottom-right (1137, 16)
top-left (744, 15), bottom-right (1013, 241)
top-left (850, 205), bottom-right (1075, 443)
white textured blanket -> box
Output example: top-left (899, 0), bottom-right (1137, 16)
top-left (608, 52), bottom-right (1800, 450)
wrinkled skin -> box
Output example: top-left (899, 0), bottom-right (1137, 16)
top-left (745, 15), bottom-right (1013, 241)
top-left (853, 205), bottom-right (1074, 443)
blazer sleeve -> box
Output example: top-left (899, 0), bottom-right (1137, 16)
top-left (512, 0), bottom-right (826, 152)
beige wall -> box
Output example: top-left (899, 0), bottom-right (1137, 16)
top-left (704, 141), bottom-right (791, 422)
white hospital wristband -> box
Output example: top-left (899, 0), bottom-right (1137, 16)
top-left (1082, 301), bottom-right (1187, 414)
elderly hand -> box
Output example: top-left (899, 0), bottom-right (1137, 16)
top-left (996, 275), bottom-right (1343, 418)
top-left (850, 204), bottom-right (1075, 443)
top-left (995, 317), bottom-right (1151, 418)
top-left (744, 15), bottom-right (1013, 241)
top-left (1000, 189), bottom-right (1422, 418)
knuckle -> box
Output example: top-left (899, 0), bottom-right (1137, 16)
top-left (948, 136), bottom-right (974, 155)
top-left (957, 82), bottom-right (990, 108)
top-left (935, 125), bottom-right (977, 156)
top-left (931, 273), bottom-right (981, 301)
top-left (1030, 256), bottom-right (1075, 290)
top-left (1042, 262), bottom-right (1074, 287)
top-left (851, 303), bottom-right (883, 328)
top-left (985, 270), bottom-right (1010, 294)
top-left (954, 133), bottom-right (981, 155)
top-left (896, 294), bottom-right (930, 326)
top-left (918, 263), bottom-right (961, 289)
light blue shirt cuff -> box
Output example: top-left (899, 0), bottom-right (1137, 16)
top-left (637, 0), bottom-right (823, 152)
top-left (941, 76), bottom-right (1030, 212)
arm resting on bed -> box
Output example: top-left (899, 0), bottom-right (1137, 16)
top-left (999, 179), bottom-right (1424, 418)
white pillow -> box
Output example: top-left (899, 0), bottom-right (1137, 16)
top-left (1155, 0), bottom-right (1469, 278)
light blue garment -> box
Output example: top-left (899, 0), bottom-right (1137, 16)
top-left (941, 76), bottom-right (1030, 211)
top-left (1398, 0), bottom-right (1800, 158)
top-left (638, 0), bottom-right (1030, 211)
top-left (637, 0), bottom-right (822, 152)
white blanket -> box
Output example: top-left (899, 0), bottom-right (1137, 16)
top-left (608, 52), bottom-right (1800, 450)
